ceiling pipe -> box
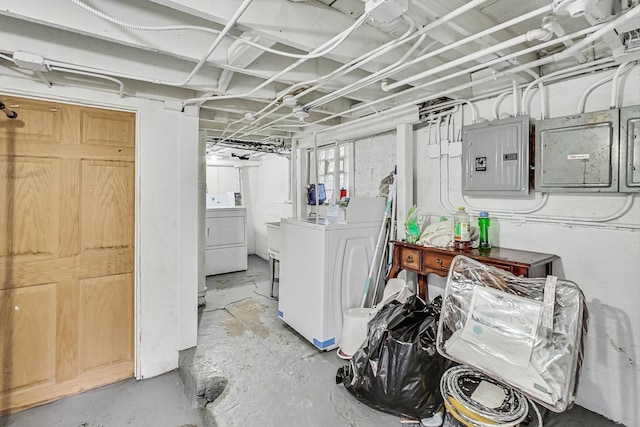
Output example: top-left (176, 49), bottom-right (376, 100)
top-left (304, 3), bottom-right (639, 133)
top-left (72, 0), bottom-right (254, 87)
top-left (183, 11), bottom-right (370, 105)
top-left (72, 0), bottom-right (366, 60)
top-left (382, 27), bottom-right (553, 92)
top-left (299, 0), bottom-right (508, 109)
top-left (380, 4), bottom-right (553, 92)
top-left (228, 14), bottom-right (417, 128)
top-left (184, 0), bottom-right (494, 143)
top-left (241, 15), bottom-right (421, 131)
top-left (243, 25), bottom-right (603, 139)
top-left (186, 0), bottom-right (490, 110)
top-left (541, 15), bottom-right (587, 64)
top-left (228, 33), bottom-right (430, 143)
top-left (49, 65), bottom-right (125, 97)
top-left (179, 0), bottom-right (253, 86)
top-left (205, 3), bottom-right (639, 143)
top-left (551, 4), bottom-right (640, 60)
top-left (230, 3), bottom-right (551, 139)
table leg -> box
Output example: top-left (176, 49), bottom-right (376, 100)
top-left (385, 244), bottom-right (402, 281)
top-left (418, 274), bottom-right (429, 302)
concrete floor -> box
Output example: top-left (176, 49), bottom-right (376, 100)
top-left (184, 255), bottom-right (622, 427)
top-left (0, 370), bottom-right (203, 427)
top-left (2, 255), bottom-right (624, 427)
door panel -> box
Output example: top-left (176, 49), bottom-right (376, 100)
top-left (81, 160), bottom-right (134, 250)
top-left (0, 94), bottom-right (135, 413)
top-left (0, 284), bottom-right (56, 390)
top-left (0, 157), bottom-right (60, 257)
top-left (0, 100), bottom-right (62, 143)
top-left (81, 110), bottom-right (135, 148)
top-left (79, 273), bottom-right (133, 372)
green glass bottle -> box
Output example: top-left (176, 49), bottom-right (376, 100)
top-left (478, 211), bottom-right (491, 250)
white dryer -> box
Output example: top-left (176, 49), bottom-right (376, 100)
top-left (205, 206), bottom-right (247, 275)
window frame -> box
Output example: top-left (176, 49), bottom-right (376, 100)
top-left (307, 141), bottom-right (353, 204)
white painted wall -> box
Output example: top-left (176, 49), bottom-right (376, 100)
top-left (248, 154), bottom-right (292, 260)
top-left (205, 165), bottom-right (237, 195)
top-left (415, 68), bottom-right (640, 426)
top-left (353, 131), bottom-right (396, 197)
top-left (0, 76), bottom-right (200, 380)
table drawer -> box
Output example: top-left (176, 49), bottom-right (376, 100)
top-left (399, 247), bottom-right (421, 271)
top-left (424, 253), bottom-right (454, 272)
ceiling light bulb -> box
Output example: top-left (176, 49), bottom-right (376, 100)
top-left (293, 106), bottom-right (309, 122)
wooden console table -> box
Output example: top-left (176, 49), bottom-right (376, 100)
top-left (386, 241), bottom-right (559, 301)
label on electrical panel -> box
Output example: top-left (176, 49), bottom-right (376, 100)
top-left (542, 275), bottom-right (557, 330)
top-left (567, 154), bottom-right (590, 160)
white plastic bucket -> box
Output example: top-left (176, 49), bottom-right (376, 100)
top-left (338, 307), bottom-right (374, 358)
top-left (339, 278), bottom-right (408, 359)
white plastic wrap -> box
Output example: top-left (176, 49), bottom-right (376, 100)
top-left (436, 255), bottom-right (587, 413)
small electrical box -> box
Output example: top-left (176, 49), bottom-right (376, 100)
top-left (535, 109), bottom-right (619, 193)
top-left (462, 116), bottom-right (530, 197)
top-left (619, 105), bottom-right (640, 193)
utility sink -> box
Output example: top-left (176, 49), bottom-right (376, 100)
top-left (266, 222), bottom-right (281, 255)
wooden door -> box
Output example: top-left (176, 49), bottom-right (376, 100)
top-left (0, 95), bottom-right (135, 413)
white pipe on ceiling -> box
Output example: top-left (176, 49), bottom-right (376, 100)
top-left (71, 0), bottom-right (355, 60)
top-left (220, 34), bottom-right (433, 144)
top-left (186, 0), bottom-right (491, 111)
top-left (244, 25), bottom-right (603, 139)
top-left (179, 0), bottom-right (254, 86)
top-left (380, 5), bottom-right (553, 92)
top-left (310, 3), bottom-right (640, 131)
top-left (298, 3), bottom-right (551, 114)
top-left (382, 28), bottom-right (552, 92)
top-left (183, 12), bottom-right (370, 103)
top-left (49, 65), bottom-right (125, 97)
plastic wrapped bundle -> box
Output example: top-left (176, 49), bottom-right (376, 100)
top-left (436, 255), bottom-right (588, 413)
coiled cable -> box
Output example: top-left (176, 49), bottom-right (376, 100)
top-left (440, 365), bottom-right (543, 427)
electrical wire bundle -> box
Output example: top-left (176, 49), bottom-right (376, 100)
top-left (440, 365), bottom-right (541, 427)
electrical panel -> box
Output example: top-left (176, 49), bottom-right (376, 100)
top-left (619, 105), bottom-right (640, 192)
top-left (462, 115), bottom-right (530, 197)
top-left (535, 109), bottom-right (619, 193)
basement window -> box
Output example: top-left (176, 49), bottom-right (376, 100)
top-left (308, 142), bottom-right (352, 203)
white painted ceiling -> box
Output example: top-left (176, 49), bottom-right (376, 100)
top-left (0, 0), bottom-right (638, 153)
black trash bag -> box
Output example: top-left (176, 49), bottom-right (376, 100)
top-left (336, 295), bottom-right (449, 419)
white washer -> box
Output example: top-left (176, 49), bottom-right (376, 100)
top-left (278, 217), bottom-right (381, 350)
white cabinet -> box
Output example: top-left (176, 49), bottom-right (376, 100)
top-left (205, 207), bottom-right (247, 276)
